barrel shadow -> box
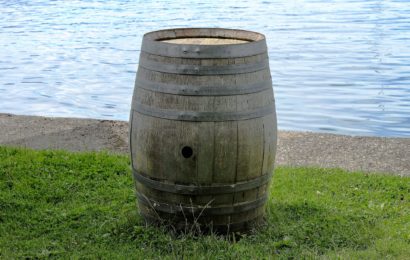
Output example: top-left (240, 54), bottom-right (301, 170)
top-left (262, 201), bottom-right (376, 254)
top-left (111, 198), bottom-right (376, 256)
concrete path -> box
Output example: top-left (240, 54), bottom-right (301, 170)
top-left (1, 113), bottom-right (409, 176)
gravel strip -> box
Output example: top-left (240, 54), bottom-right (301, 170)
top-left (1, 113), bottom-right (408, 176)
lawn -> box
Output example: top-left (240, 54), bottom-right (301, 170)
top-left (0, 146), bottom-right (409, 259)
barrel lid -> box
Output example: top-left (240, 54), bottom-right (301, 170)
top-left (141, 28), bottom-right (268, 58)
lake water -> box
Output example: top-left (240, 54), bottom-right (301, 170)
top-left (1, 0), bottom-right (409, 137)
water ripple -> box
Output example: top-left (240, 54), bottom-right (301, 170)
top-left (0, 0), bottom-right (409, 137)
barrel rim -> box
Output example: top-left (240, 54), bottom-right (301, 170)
top-left (141, 28), bottom-right (268, 58)
top-left (143, 28), bottom-right (266, 45)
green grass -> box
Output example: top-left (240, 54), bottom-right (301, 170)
top-left (0, 146), bottom-right (409, 259)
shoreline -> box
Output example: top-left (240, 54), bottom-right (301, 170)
top-left (1, 113), bottom-right (409, 176)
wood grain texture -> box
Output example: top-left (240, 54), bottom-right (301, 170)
top-left (130, 28), bottom-right (277, 233)
top-left (162, 37), bottom-right (249, 45)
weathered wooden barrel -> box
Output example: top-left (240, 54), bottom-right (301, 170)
top-left (129, 28), bottom-right (277, 233)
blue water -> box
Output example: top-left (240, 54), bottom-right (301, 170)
top-left (1, 0), bottom-right (409, 137)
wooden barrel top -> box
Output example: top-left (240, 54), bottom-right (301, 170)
top-left (161, 37), bottom-right (250, 45)
top-left (141, 28), bottom-right (267, 58)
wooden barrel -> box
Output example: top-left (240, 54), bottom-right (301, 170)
top-left (129, 28), bottom-right (277, 233)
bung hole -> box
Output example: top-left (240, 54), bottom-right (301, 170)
top-left (181, 146), bottom-right (193, 158)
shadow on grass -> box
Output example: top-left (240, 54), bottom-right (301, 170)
top-left (261, 201), bottom-right (376, 254)
top-left (109, 200), bottom-right (377, 256)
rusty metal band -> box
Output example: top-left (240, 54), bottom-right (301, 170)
top-left (132, 169), bottom-right (272, 195)
top-left (135, 78), bottom-right (272, 96)
top-left (141, 38), bottom-right (267, 59)
top-left (132, 102), bottom-right (274, 122)
top-left (139, 57), bottom-right (268, 75)
top-left (136, 192), bottom-right (267, 215)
